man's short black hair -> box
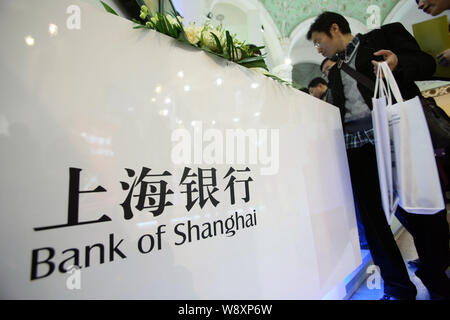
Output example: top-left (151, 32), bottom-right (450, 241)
top-left (319, 56), bottom-right (338, 72)
top-left (308, 77), bottom-right (328, 89)
top-left (298, 87), bottom-right (309, 94)
top-left (320, 58), bottom-right (331, 72)
top-left (307, 11), bottom-right (351, 40)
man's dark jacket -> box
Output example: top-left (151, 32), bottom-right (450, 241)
top-left (328, 22), bottom-right (436, 123)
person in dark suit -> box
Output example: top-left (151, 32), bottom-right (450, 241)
top-left (307, 11), bottom-right (449, 300)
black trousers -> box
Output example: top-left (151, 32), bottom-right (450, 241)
top-left (346, 143), bottom-right (449, 299)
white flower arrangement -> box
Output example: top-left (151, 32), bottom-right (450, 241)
top-left (200, 23), bottom-right (226, 52)
top-left (184, 23), bottom-right (202, 46)
top-left (134, 5), bottom-right (268, 68)
top-left (100, 2), bottom-right (289, 85)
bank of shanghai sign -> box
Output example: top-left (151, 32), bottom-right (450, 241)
top-left (27, 141), bottom-right (278, 298)
top-left (30, 165), bottom-right (259, 277)
top-left (25, 122), bottom-right (283, 297)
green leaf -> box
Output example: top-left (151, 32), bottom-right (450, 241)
top-left (177, 30), bottom-right (188, 42)
top-left (159, 15), bottom-right (169, 35)
top-left (146, 19), bottom-right (156, 29)
top-left (265, 73), bottom-right (290, 85)
top-left (155, 14), bottom-right (165, 33)
top-left (164, 17), bottom-right (173, 36)
top-left (100, 1), bottom-right (118, 16)
top-left (163, 16), bottom-right (177, 38)
top-left (239, 50), bottom-right (249, 60)
top-left (249, 45), bottom-right (265, 53)
top-left (132, 18), bottom-right (144, 26)
top-left (177, 28), bottom-right (189, 43)
top-left (239, 59), bottom-right (269, 71)
top-left (210, 32), bottom-right (223, 54)
top-left (174, 15), bottom-right (184, 29)
top-left (237, 56), bottom-right (266, 64)
top-left (225, 31), bottom-right (234, 60)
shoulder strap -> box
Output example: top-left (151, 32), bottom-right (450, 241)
top-left (337, 58), bottom-right (375, 92)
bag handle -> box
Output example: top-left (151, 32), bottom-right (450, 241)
top-left (374, 63), bottom-right (392, 105)
top-left (377, 62), bottom-right (404, 103)
top-left (337, 59), bottom-right (402, 105)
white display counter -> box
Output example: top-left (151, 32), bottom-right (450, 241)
top-left (0, 0), bottom-right (361, 299)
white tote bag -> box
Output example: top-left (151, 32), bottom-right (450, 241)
top-left (371, 62), bottom-right (444, 221)
top-left (372, 65), bottom-right (398, 223)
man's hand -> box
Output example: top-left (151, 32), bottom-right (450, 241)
top-left (437, 49), bottom-right (450, 67)
top-left (371, 49), bottom-right (399, 74)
